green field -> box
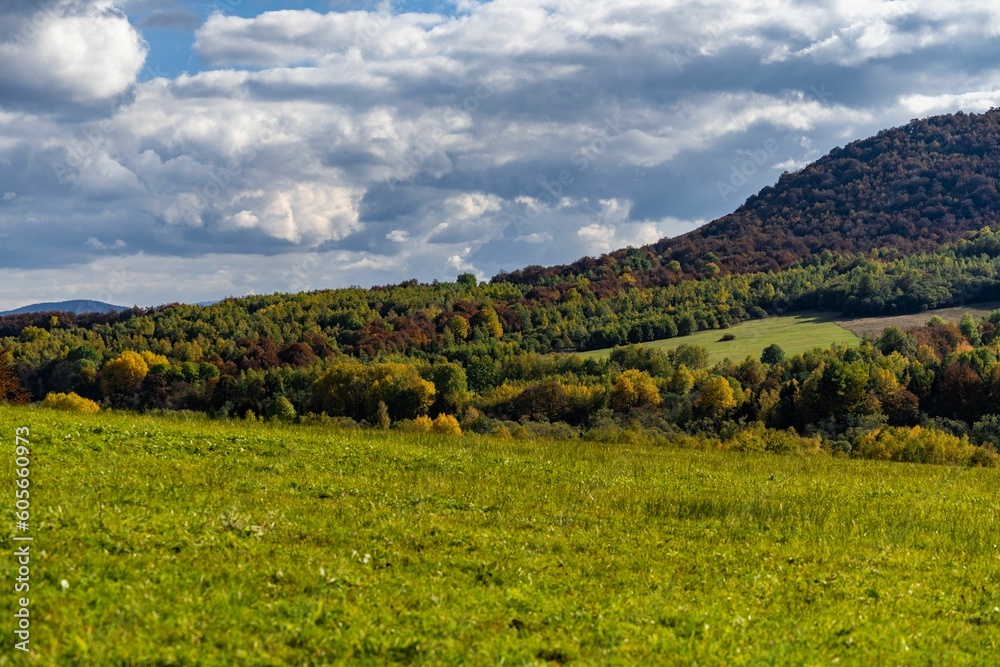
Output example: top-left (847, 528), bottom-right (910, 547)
top-left (2, 406), bottom-right (999, 665)
top-left (577, 312), bottom-right (861, 364)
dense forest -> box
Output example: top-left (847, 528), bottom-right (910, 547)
top-left (6, 110), bottom-right (1000, 463)
top-left (4, 229), bottom-right (1000, 463)
top-left (501, 109), bottom-right (1000, 285)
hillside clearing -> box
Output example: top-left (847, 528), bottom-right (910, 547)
top-left (575, 312), bottom-right (859, 364)
top-left (4, 406), bottom-right (999, 665)
top-left (836, 301), bottom-right (1000, 337)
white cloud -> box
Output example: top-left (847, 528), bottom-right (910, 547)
top-left (0, 0), bottom-right (146, 105)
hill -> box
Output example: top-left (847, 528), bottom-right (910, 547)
top-left (7, 113), bottom-right (1000, 444)
top-left (498, 109), bottom-right (1000, 285)
top-left (576, 312), bottom-right (860, 364)
top-left (0, 299), bottom-right (126, 316)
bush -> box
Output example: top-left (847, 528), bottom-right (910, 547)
top-left (971, 414), bottom-right (1000, 451)
top-left (42, 392), bottom-right (100, 414)
top-left (854, 426), bottom-right (989, 466)
top-left (413, 415), bottom-right (433, 432)
top-left (431, 414), bottom-right (462, 436)
top-left (266, 396), bottom-right (297, 422)
top-left (725, 424), bottom-right (822, 455)
top-left (719, 333), bottom-right (736, 342)
top-left (522, 421), bottom-right (579, 441)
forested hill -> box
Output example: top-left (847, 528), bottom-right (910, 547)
top-left (498, 109), bottom-right (1000, 286)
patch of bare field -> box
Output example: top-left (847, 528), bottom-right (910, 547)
top-left (836, 302), bottom-right (1000, 338)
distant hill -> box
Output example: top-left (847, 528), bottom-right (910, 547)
top-left (497, 109), bottom-right (1000, 285)
top-left (0, 300), bottom-right (126, 316)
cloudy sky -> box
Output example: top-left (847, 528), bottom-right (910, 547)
top-left (0, 0), bottom-right (998, 309)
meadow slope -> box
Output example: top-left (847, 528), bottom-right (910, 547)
top-left (575, 312), bottom-right (860, 365)
top-left (1, 407), bottom-right (999, 665)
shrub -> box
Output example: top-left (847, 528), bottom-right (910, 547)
top-left (522, 421), bottom-right (579, 441)
top-left (854, 426), bottom-right (989, 466)
top-left (719, 333), bottom-right (736, 342)
top-left (42, 392), bottom-right (100, 414)
top-left (266, 396), bottom-right (297, 422)
top-left (971, 414), bottom-right (1000, 451)
top-left (431, 414), bottom-right (462, 436)
top-left (725, 424), bottom-right (822, 455)
top-left (413, 415), bottom-right (433, 432)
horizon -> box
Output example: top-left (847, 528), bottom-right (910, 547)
top-left (2, 0), bottom-right (1000, 311)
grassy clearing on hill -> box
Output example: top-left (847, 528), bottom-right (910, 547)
top-left (1, 406), bottom-right (999, 665)
top-left (577, 312), bottom-right (860, 364)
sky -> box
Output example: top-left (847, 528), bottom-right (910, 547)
top-left (0, 0), bottom-right (999, 309)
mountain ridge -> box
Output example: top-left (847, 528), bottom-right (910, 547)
top-left (496, 108), bottom-right (1000, 286)
top-left (0, 300), bottom-right (127, 317)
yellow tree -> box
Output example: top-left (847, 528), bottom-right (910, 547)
top-left (694, 376), bottom-right (736, 416)
top-left (100, 351), bottom-right (149, 398)
top-left (610, 369), bottom-right (661, 412)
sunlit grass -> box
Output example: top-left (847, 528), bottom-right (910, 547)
top-left (577, 312), bottom-right (860, 364)
top-left (1, 405), bottom-right (998, 665)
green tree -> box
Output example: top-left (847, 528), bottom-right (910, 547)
top-left (430, 362), bottom-right (469, 413)
top-left (959, 313), bottom-right (982, 346)
top-left (471, 308), bottom-right (503, 338)
top-left (760, 343), bottom-right (785, 365)
top-left (467, 357), bottom-right (501, 392)
top-left (366, 363), bottom-right (436, 421)
top-left (311, 359), bottom-right (367, 419)
top-left (667, 364), bottom-right (695, 395)
top-left (876, 326), bottom-right (912, 356)
top-left (445, 316), bottom-right (470, 341)
top-left (814, 359), bottom-right (869, 418)
top-left (375, 400), bottom-right (391, 429)
top-left (670, 344), bottom-right (708, 370)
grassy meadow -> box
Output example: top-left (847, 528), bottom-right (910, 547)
top-left (576, 312), bottom-right (860, 364)
top-left (2, 405), bottom-right (999, 665)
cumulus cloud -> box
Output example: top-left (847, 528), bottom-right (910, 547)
top-left (3, 0), bottom-right (1000, 307)
top-left (0, 0), bottom-right (146, 108)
